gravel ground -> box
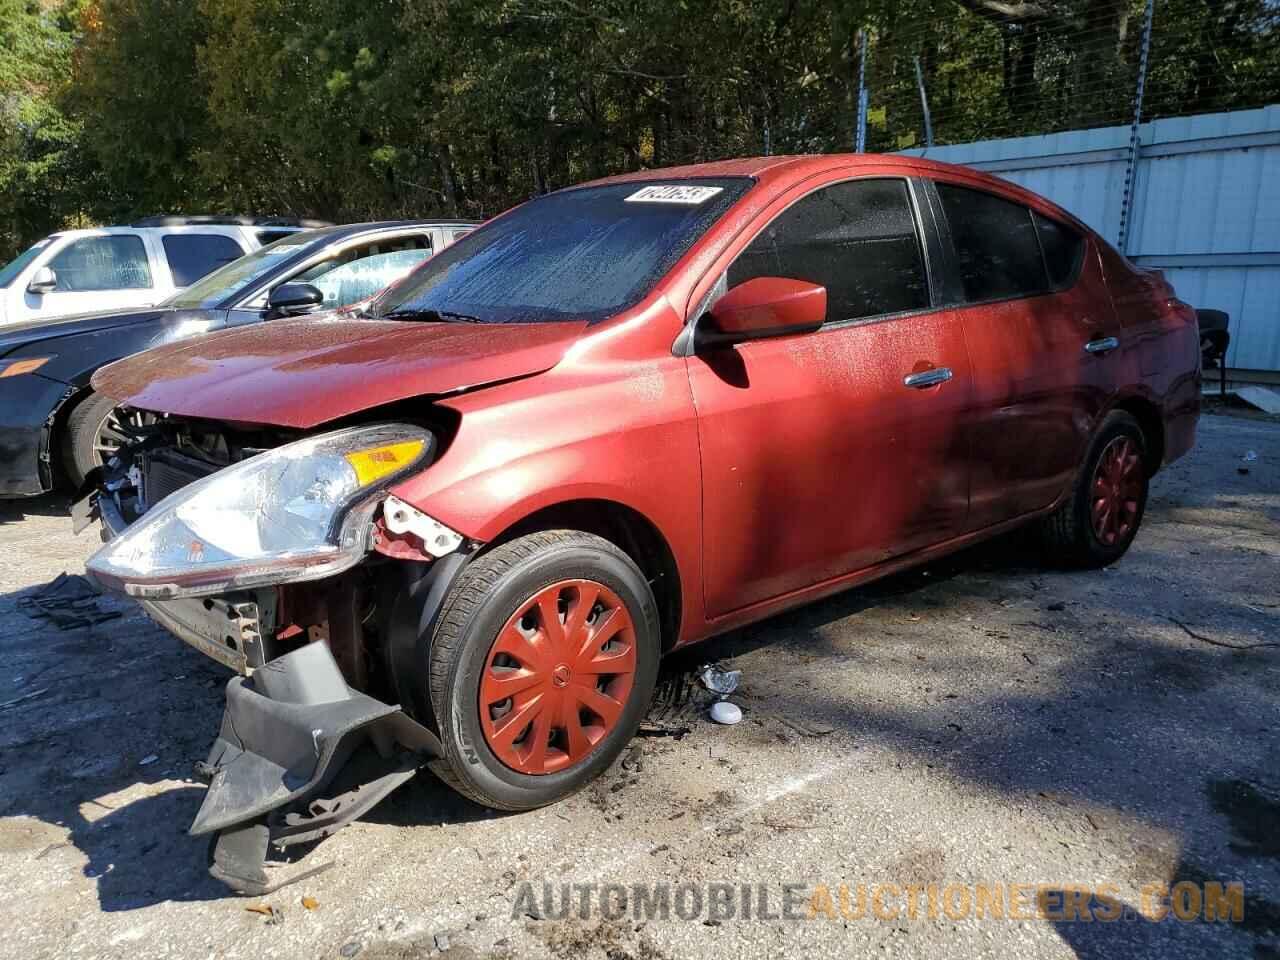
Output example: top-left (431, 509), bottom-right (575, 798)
top-left (1, 410), bottom-right (1277, 960)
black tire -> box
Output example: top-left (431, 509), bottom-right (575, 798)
top-left (426, 530), bottom-right (660, 810)
top-left (1040, 411), bottom-right (1150, 568)
top-left (62, 391), bottom-right (120, 488)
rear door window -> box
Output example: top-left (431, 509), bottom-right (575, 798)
top-left (48, 235), bottom-right (153, 291)
top-left (935, 183), bottom-right (1048, 302)
top-left (162, 233), bottom-right (247, 287)
top-left (1032, 212), bottom-right (1085, 290)
top-left (727, 178), bottom-right (930, 323)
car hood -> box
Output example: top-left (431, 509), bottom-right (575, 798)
top-left (92, 316), bottom-right (588, 428)
top-left (0, 307), bottom-right (176, 357)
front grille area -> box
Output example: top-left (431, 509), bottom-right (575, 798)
top-left (143, 449), bottom-right (219, 510)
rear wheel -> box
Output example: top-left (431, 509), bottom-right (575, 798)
top-left (426, 530), bottom-right (659, 810)
top-left (1040, 411), bottom-right (1150, 567)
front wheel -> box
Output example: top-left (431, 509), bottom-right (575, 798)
top-left (426, 530), bottom-right (660, 810)
top-left (1040, 411), bottom-right (1150, 568)
top-left (63, 392), bottom-right (149, 488)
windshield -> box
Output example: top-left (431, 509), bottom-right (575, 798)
top-left (0, 238), bottom-right (54, 288)
top-left (372, 178), bottom-right (752, 323)
top-left (164, 231), bottom-right (319, 308)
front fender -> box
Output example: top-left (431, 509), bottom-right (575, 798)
top-left (388, 360), bottom-right (705, 641)
top-left (426, 448), bottom-right (678, 545)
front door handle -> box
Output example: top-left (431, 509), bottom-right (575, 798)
top-left (1084, 336), bottom-right (1120, 355)
top-left (903, 367), bottom-right (953, 389)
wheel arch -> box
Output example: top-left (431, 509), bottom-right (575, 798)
top-left (1107, 393), bottom-right (1165, 475)
top-left (481, 498), bottom-right (683, 652)
top-left (49, 384), bottom-right (95, 487)
top-left (42, 354), bottom-right (122, 488)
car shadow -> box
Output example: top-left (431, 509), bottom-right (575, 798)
top-left (0, 576), bottom-right (492, 912)
top-left (1045, 853), bottom-right (1280, 959)
top-left (0, 492), bottom-right (69, 524)
top-left (667, 528), bottom-right (1280, 954)
top-left (663, 530), bottom-right (1047, 670)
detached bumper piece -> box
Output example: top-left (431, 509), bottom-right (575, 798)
top-left (191, 642), bottom-right (442, 895)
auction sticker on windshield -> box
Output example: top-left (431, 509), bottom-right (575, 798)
top-left (625, 184), bottom-right (725, 204)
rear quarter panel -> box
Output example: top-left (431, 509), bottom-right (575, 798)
top-left (1099, 244), bottom-right (1201, 465)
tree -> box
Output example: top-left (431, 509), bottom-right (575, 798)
top-left (68, 0), bottom-right (215, 218)
top-left (0, 0), bottom-right (84, 258)
top-left (0, 0), bottom-right (1276, 255)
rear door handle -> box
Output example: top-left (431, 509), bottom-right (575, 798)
top-left (1084, 336), bottom-right (1120, 355)
top-left (903, 367), bottom-right (953, 389)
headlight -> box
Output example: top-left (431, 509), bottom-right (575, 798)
top-left (87, 423), bottom-right (435, 599)
top-left (0, 356), bottom-right (54, 378)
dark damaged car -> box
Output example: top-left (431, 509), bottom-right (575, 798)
top-left (80, 156), bottom-right (1200, 894)
top-left (0, 220), bottom-right (474, 498)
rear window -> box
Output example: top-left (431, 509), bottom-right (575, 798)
top-left (165, 230), bottom-right (317, 308)
top-left (936, 183), bottom-right (1047, 302)
top-left (162, 233), bottom-right (246, 286)
top-left (373, 178), bottom-right (753, 324)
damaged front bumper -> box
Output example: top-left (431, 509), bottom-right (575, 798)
top-left (83, 488), bottom-right (453, 895)
top-left (196, 641), bottom-right (442, 895)
top-left (92, 491), bottom-right (271, 672)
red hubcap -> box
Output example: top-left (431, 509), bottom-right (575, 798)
top-left (1090, 436), bottom-right (1143, 546)
top-left (479, 579), bottom-right (636, 775)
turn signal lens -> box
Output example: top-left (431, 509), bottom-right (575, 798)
top-left (344, 439), bottom-right (428, 487)
top-left (0, 357), bottom-right (53, 378)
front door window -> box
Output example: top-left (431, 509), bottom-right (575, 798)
top-left (48, 236), bottom-right (153, 291)
top-left (288, 237), bottom-right (434, 310)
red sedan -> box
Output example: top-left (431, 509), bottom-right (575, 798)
top-left (84, 155), bottom-right (1199, 892)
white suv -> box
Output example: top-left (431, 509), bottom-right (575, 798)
top-left (0, 216), bottom-right (327, 327)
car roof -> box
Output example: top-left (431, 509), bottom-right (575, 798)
top-left (578, 153), bottom-right (1090, 233)
top-left (46, 225), bottom-right (250, 240)
top-left (130, 215), bottom-right (333, 228)
top-left (45, 219), bottom-right (480, 244)
top-left (582, 152), bottom-right (1015, 186)
top-left (301, 220), bottom-right (482, 241)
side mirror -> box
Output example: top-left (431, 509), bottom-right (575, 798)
top-left (266, 282), bottom-right (324, 317)
top-left (27, 267), bottom-right (57, 295)
top-left (702, 277), bottom-right (826, 346)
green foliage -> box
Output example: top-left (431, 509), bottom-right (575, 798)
top-left (69, 0), bottom-right (216, 218)
top-left (0, 0), bottom-right (86, 257)
top-left (0, 0), bottom-right (1276, 258)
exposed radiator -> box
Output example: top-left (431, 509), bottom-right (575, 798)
top-left (143, 450), bottom-right (217, 510)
